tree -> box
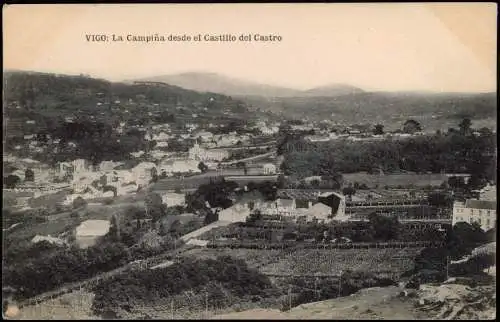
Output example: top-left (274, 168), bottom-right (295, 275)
top-left (99, 174), bottom-right (108, 187)
top-left (342, 186), bottom-right (356, 197)
top-left (103, 185), bottom-right (117, 197)
top-left (198, 162), bottom-right (208, 173)
top-left (158, 222), bottom-right (168, 236)
top-left (4, 175), bottom-right (21, 189)
top-left (368, 213), bottom-right (401, 241)
top-left (109, 215), bottom-right (121, 240)
top-left (73, 196), bottom-right (87, 209)
top-left (144, 192), bottom-right (165, 223)
top-left (24, 168), bottom-right (35, 182)
top-left (448, 176), bottom-right (466, 190)
top-left (403, 119), bottom-right (422, 134)
top-left (277, 174), bottom-right (287, 189)
top-left (373, 124), bottom-right (384, 135)
top-left (150, 167), bottom-right (158, 183)
top-left (204, 209), bottom-right (219, 225)
top-left (458, 118), bottom-right (472, 136)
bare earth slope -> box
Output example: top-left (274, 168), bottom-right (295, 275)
top-left (211, 286), bottom-right (428, 320)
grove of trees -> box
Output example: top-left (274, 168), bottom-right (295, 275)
top-left (279, 126), bottom-right (495, 180)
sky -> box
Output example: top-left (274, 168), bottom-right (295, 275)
top-left (3, 3), bottom-right (497, 92)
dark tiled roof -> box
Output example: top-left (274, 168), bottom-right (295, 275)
top-left (277, 189), bottom-right (324, 201)
top-left (465, 199), bottom-right (497, 210)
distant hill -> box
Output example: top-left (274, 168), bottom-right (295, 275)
top-left (130, 72), bottom-right (302, 97)
top-left (131, 72), bottom-right (368, 98)
top-left (302, 84), bottom-right (365, 96)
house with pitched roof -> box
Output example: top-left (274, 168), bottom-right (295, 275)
top-left (453, 199), bottom-right (497, 231)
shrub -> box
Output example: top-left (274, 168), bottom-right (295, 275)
top-left (72, 196), bottom-right (88, 209)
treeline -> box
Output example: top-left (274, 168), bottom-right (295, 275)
top-left (279, 129), bottom-right (496, 180)
top-left (91, 256), bottom-right (276, 318)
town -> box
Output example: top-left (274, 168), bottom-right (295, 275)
top-left (3, 72), bottom-right (496, 320)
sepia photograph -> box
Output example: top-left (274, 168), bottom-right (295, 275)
top-left (2, 3), bottom-right (497, 320)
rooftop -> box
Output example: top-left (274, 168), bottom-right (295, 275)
top-left (465, 199), bottom-right (497, 210)
top-left (76, 219), bottom-right (111, 237)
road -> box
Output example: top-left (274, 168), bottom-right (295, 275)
top-left (179, 220), bottom-right (232, 242)
top-left (221, 151), bottom-right (276, 165)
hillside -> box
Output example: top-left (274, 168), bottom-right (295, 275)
top-left (3, 71), bottom-right (249, 136)
top-left (243, 91), bottom-right (497, 130)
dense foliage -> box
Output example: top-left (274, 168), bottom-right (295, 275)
top-left (186, 178), bottom-right (239, 211)
top-left (405, 222), bottom-right (493, 288)
top-left (279, 129), bottom-right (496, 180)
top-left (91, 256), bottom-right (275, 317)
top-left (3, 241), bottom-right (130, 299)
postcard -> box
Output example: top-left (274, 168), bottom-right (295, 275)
top-left (2, 3), bottom-right (497, 320)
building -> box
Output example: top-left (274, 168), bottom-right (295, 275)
top-left (452, 199), bottom-right (497, 231)
top-left (31, 235), bottom-right (67, 246)
top-left (479, 183), bottom-right (497, 201)
top-left (159, 159), bottom-right (201, 175)
top-left (75, 220), bottom-right (111, 248)
top-left (218, 204), bottom-right (252, 223)
top-left (344, 197), bottom-right (431, 220)
top-left (189, 143), bottom-right (229, 162)
top-left (161, 192), bottom-right (186, 207)
top-left (99, 160), bottom-right (124, 171)
top-left (131, 162), bottom-right (156, 186)
top-left (262, 163), bottom-right (277, 175)
top-left (249, 190), bottom-right (345, 223)
top-left (306, 203), bottom-right (333, 222)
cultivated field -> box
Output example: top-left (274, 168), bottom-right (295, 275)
top-left (343, 173), bottom-right (447, 188)
top-left (178, 246), bottom-right (423, 278)
top-left (258, 248), bottom-right (423, 277)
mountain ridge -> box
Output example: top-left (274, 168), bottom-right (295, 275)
top-left (129, 72), bottom-right (365, 98)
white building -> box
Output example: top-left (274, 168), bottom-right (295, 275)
top-left (162, 192), bottom-right (186, 207)
top-left (188, 144), bottom-right (229, 162)
top-left (159, 159), bottom-right (201, 175)
top-left (195, 131), bottom-right (214, 142)
top-left (262, 163), bottom-right (277, 175)
top-left (75, 220), bottom-right (111, 248)
top-left (218, 204), bottom-right (252, 223)
top-left (131, 162), bottom-right (156, 185)
top-left (153, 132), bottom-right (170, 141)
top-left (306, 203), bottom-right (333, 222)
top-left (99, 160), bottom-right (123, 171)
top-left (453, 199), bottom-right (497, 231)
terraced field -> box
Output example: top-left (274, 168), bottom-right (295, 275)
top-left (258, 248), bottom-right (424, 277)
top-left (178, 246), bottom-right (423, 278)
